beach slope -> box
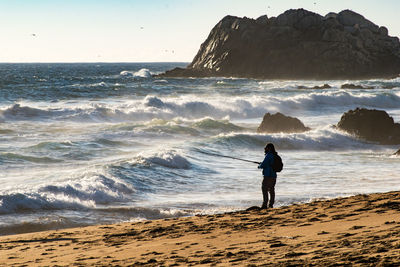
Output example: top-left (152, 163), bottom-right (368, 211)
top-left (1, 191), bottom-right (400, 266)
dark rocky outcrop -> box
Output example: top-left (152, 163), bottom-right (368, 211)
top-left (337, 108), bottom-right (400, 144)
top-left (297, 84), bottom-right (331, 89)
top-left (160, 9), bottom-right (400, 79)
top-left (340, 83), bottom-right (374, 89)
top-left (395, 148), bottom-right (400, 155)
top-left (257, 112), bottom-right (310, 133)
top-left (313, 84), bottom-right (332, 89)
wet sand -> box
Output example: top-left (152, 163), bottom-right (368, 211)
top-left (1, 191), bottom-right (400, 266)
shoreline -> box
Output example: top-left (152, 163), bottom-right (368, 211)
top-left (1, 191), bottom-right (400, 265)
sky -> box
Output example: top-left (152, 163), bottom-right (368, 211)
top-left (0, 0), bottom-right (399, 63)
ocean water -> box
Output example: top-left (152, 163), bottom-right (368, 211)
top-left (0, 63), bottom-right (399, 235)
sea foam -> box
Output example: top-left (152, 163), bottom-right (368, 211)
top-left (2, 90), bottom-right (400, 123)
top-left (0, 173), bottom-right (135, 214)
top-left (120, 68), bottom-right (152, 78)
top-left (141, 151), bottom-right (191, 169)
top-left (211, 126), bottom-right (388, 151)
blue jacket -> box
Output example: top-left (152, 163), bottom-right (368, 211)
top-left (258, 152), bottom-right (277, 178)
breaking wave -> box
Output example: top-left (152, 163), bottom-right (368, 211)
top-left (192, 118), bottom-right (244, 132)
top-left (120, 68), bottom-right (152, 78)
top-left (1, 90), bottom-right (400, 122)
top-left (142, 118), bottom-right (245, 136)
top-left (1, 63), bottom-right (400, 236)
top-left (211, 126), bottom-right (390, 151)
top-left (0, 104), bottom-right (57, 120)
top-left (139, 151), bottom-right (192, 169)
top-left (0, 174), bottom-right (135, 215)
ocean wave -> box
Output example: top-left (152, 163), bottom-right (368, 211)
top-left (285, 90), bottom-right (400, 110)
top-left (0, 152), bottom-right (62, 164)
top-left (153, 79), bottom-right (168, 84)
top-left (140, 92), bottom-right (400, 121)
top-left (145, 124), bottom-right (200, 136)
top-left (0, 103), bottom-right (128, 122)
top-left (120, 68), bottom-right (152, 78)
top-left (27, 141), bottom-right (73, 151)
top-left (69, 81), bottom-right (126, 90)
top-left (192, 118), bottom-right (244, 132)
top-left (258, 79), bottom-right (400, 90)
top-left (0, 174), bottom-right (135, 215)
top-left (211, 126), bottom-right (386, 151)
top-left (2, 90), bottom-right (400, 123)
top-left (89, 81), bottom-right (109, 87)
top-left (95, 138), bottom-right (127, 147)
top-left (0, 104), bottom-right (55, 120)
top-left (141, 118), bottom-right (245, 136)
top-left (141, 151), bottom-right (192, 169)
top-left (141, 95), bottom-right (258, 119)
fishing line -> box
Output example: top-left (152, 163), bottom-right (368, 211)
top-left (198, 150), bottom-right (260, 164)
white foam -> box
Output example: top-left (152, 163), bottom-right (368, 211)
top-left (214, 126), bottom-right (391, 151)
top-left (0, 172), bottom-right (135, 214)
top-left (153, 79), bottom-right (168, 84)
top-left (286, 90), bottom-right (400, 109)
top-left (89, 81), bottom-right (109, 87)
top-left (120, 68), bottom-right (152, 78)
top-left (137, 91), bottom-right (400, 122)
top-left (138, 150), bottom-right (191, 169)
top-left (2, 90), bottom-right (400, 123)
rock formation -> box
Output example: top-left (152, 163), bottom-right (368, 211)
top-left (395, 148), bottom-right (400, 155)
top-left (257, 112), bottom-right (310, 133)
top-left (337, 108), bottom-right (400, 144)
top-left (340, 83), bottom-right (374, 89)
top-left (160, 9), bottom-right (400, 79)
top-left (297, 84), bottom-right (331, 89)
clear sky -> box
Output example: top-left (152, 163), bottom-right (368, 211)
top-left (1, 0), bottom-right (399, 62)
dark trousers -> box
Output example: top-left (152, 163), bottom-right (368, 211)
top-left (262, 176), bottom-right (276, 208)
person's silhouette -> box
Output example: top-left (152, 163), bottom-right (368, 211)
top-left (258, 143), bottom-right (278, 209)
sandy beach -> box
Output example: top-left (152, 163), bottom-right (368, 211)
top-left (2, 1), bottom-right (400, 266)
top-left (0, 191), bottom-right (399, 266)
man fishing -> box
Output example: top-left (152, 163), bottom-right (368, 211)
top-left (200, 144), bottom-right (282, 209)
top-left (258, 143), bottom-right (278, 209)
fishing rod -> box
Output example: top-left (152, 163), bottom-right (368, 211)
top-left (200, 150), bottom-right (260, 164)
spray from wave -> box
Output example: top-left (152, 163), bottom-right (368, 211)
top-left (2, 90), bottom-right (400, 122)
top-left (120, 68), bottom-right (152, 78)
top-left (137, 151), bottom-right (192, 169)
top-left (0, 172), bottom-right (135, 215)
top-left (210, 126), bottom-right (393, 151)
